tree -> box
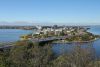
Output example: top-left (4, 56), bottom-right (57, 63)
top-left (52, 43), bottom-right (96, 67)
top-left (7, 41), bottom-right (54, 67)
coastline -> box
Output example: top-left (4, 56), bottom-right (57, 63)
top-left (52, 38), bottom-right (99, 44)
top-left (0, 41), bottom-right (16, 46)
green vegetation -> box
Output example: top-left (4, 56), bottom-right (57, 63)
top-left (0, 41), bottom-right (100, 67)
top-left (53, 32), bottom-right (98, 43)
top-left (20, 34), bottom-right (32, 40)
top-left (0, 41), bottom-right (54, 67)
top-left (64, 32), bottom-right (97, 42)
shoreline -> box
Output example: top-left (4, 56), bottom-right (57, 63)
top-left (0, 41), bottom-right (17, 46)
top-left (52, 38), bottom-right (99, 44)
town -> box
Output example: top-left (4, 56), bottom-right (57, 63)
top-left (20, 25), bottom-right (97, 43)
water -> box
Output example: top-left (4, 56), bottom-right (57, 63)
top-left (52, 26), bottom-right (100, 57)
top-left (0, 26), bottom-right (100, 57)
top-left (88, 26), bottom-right (100, 35)
top-left (0, 29), bottom-right (33, 42)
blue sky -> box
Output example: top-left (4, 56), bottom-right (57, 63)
top-left (0, 0), bottom-right (100, 25)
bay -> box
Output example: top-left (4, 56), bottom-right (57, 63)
top-left (0, 29), bottom-right (33, 42)
top-left (0, 26), bottom-right (100, 57)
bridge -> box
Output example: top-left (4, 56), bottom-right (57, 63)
top-left (0, 42), bottom-right (15, 51)
top-left (30, 35), bottom-right (71, 43)
top-left (0, 35), bottom-right (79, 51)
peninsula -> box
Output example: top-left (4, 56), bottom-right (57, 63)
top-left (20, 25), bottom-right (98, 43)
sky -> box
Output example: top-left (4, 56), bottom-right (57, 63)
top-left (0, 0), bottom-right (100, 25)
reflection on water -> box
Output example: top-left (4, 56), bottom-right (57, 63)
top-left (52, 42), bottom-right (95, 56)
